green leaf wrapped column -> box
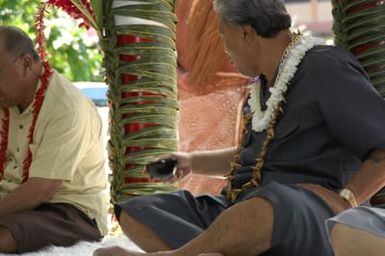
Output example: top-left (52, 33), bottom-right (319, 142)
top-left (332, 0), bottom-right (385, 208)
top-left (101, 0), bottom-right (179, 203)
top-left (332, 0), bottom-right (385, 96)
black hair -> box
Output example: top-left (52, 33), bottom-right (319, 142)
top-left (214, 0), bottom-right (291, 38)
top-left (0, 25), bottom-right (40, 61)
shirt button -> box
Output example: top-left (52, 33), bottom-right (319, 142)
top-left (16, 148), bottom-right (20, 152)
top-left (13, 166), bottom-right (17, 169)
top-left (19, 124), bottom-right (24, 129)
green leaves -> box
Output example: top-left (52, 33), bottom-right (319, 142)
top-left (101, 0), bottom-right (179, 201)
top-left (333, 0), bottom-right (385, 208)
top-left (0, 0), bottom-right (103, 82)
top-left (332, 0), bottom-right (385, 97)
top-left (90, 0), bottom-right (104, 33)
top-left (70, 0), bottom-right (98, 30)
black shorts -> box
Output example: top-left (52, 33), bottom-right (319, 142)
top-left (0, 203), bottom-right (102, 253)
top-left (116, 181), bottom-right (335, 256)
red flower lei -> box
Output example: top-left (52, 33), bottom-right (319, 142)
top-left (47, 0), bottom-right (94, 29)
top-left (0, 63), bottom-right (52, 183)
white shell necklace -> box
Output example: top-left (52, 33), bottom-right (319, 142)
top-left (248, 34), bottom-right (323, 132)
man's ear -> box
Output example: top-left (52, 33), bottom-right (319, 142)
top-left (240, 24), bottom-right (256, 45)
top-left (21, 54), bottom-right (34, 77)
top-left (241, 25), bottom-right (255, 40)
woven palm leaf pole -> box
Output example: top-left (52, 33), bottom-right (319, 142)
top-left (101, 0), bottom-right (179, 203)
top-left (42, 0), bottom-right (179, 202)
top-left (332, 0), bottom-right (385, 207)
top-left (332, 0), bottom-right (385, 96)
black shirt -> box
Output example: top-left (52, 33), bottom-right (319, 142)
top-left (233, 45), bottom-right (385, 190)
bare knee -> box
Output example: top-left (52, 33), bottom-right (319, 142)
top-left (243, 197), bottom-right (274, 214)
top-left (230, 197), bottom-right (274, 225)
top-left (118, 211), bottom-right (171, 252)
top-left (119, 211), bottom-right (138, 227)
top-left (0, 226), bottom-right (17, 253)
top-left (119, 211), bottom-right (148, 236)
top-left (330, 223), bottom-right (349, 245)
top-left (220, 197), bottom-right (274, 252)
top-left (330, 223), bottom-right (360, 249)
top-left (330, 223), bottom-right (382, 256)
top-left (238, 197), bottom-right (274, 236)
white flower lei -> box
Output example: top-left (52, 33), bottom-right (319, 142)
top-left (248, 34), bottom-right (324, 132)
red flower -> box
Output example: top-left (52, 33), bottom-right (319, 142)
top-left (35, 2), bottom-right (49, 62)
top-left (46, 0), bottom-right (94, 29)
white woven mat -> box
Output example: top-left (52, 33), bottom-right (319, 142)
top-left (0, 234), bottom-right (142, 256)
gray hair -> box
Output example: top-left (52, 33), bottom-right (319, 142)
top-left (0, 25), bottom-right (40, 61)
top-left (213, 0), bottom-right (291, 38)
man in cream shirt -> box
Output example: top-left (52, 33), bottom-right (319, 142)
top-left (0, 25), bottom-right (108, 253)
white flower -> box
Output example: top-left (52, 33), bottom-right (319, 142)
top-left (249, 34), bottom-right (323, 132)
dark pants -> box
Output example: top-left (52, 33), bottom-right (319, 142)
top-left (116, 181), bottom-right (335, 256)
top-left (0, 203), bottom-right (102, 253)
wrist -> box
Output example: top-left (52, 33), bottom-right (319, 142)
top-left (182, 152), bottom-right (194, 174)
top-left (339, 187), bottom-right (358, 208)
top-left (188, 151), bottom-right (206, 175)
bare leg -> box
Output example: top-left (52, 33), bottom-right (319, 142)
top-left (93, 248), bottom-right (223, 256)
top-left (94, 246), bottom-right (146, 256)
top-left (94, 197), bottom-right (273, 256)
top-left (0, 226), bottom-right (17, 253)
top-left (173, 197), bottom-right (273, 256)
top-left (119, 211), bottom-right (171, 252)
top-left (331, 223), bottom-right (385, 256)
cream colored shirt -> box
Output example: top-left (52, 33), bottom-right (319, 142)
top-left (0, 70), bottom-right (108, 235)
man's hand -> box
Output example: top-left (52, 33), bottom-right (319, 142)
top-left (297, 183), bottom-right (351, 214)
top-left (0, 177), bottom-right (62, 217)
top-left (144, 147), bottom-right (238, 182)
top-left (169, 152), bottom-right (193, 182)
top-left (145, 152), bottom-right (192, 183)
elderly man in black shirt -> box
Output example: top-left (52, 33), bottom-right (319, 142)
top-left (94, 0), bottom-right (385, 255)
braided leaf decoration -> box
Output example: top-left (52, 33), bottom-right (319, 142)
top-left (100, 0), bottom-right (179, 203)
top-left (332, 0), bottom-right (385, 96)
top-left (333, 0), bottom-right (385, 208)
top-left (41, 0), bottom-right (178, 203)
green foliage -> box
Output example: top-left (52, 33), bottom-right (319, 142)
top-left (0, 0), bottom-right (103, 82)
top-left (333, 0), bottom-right (385, 209)
top-left (102, 0), bottom-right (179, 201)
top-left (332, 0), bottom-right (385, 96)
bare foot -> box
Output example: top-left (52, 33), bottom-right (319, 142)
top-left (93, 246), bottom-right (143, 256)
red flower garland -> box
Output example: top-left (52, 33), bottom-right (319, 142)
top-left (0, 65), bottom-right (52, 183)
top-left (35, 2), bottom-right (50, 63)
top-left (47, 0), bottom-right (94, 29)
top-left (22, 65), bottom-right (53, 182)
top-left (0, 0), bottom-right (53, 183)
top-left (0, 109), bottom-right (10, 178)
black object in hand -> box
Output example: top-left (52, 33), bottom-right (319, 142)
top-left (146, 158), bottom-right (177, 180)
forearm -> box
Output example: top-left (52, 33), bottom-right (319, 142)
top-left (190, 147), bottom-right (237, 177)
top-left (0, 178), bottom-right (62, 217)
top-left (345, 149), bottom-right (385, 204)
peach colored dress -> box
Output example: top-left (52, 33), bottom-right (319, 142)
top-left (175, 0), bottom-right (250, 195)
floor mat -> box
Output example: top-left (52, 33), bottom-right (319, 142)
top-left (0, 234), bottom-right (142, 256)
